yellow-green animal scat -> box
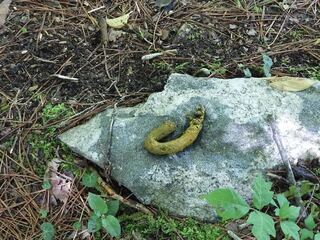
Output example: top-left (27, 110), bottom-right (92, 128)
top-left (144, 106), bottom-right (205, 155)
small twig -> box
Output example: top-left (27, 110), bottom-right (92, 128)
top-left (269, 115), bottom-right (306, 217)
top-left (88, 5), bottom-right (105, 14)
top-left (51, 74), bottom-right (79, 81)
top-left (36, 12), bottom-right (46, 49)
top-left (73, 197), bottom-right (88, 240)
top-left (238, 222), bottom-right (249, 230)
top-left (104, 96), bottom-right (127, 178)
top-left (152, 11), bottom-right (162, 50)
top-left (227, 230), bottom-right (242, 240)
top-left (92, 168), bottom-right (153, 215)
top-left (269, 118), bottom-right (297, 187)
top-left (102, 45), bottom-right (112, 79)
top-left (297, 183), bottom-right (318, 223)
top-left (98, 17), bottom-right (108, 45)
top-left (266, 172), bottom-right (290, 184)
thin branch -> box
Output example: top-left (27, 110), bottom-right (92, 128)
top-left (269, 115), bottom-right (306, 217)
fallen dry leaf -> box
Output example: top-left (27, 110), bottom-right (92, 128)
top-left (51, 174), bottom-right (72, 203)
top-left (44, 158), bottom-right (72, 204)
top-left (0, 0), bottom-right (12, 28)
top-left (106, 12), bottom-right (131, 29)
top-left (268, 76), bottom-right (317, 92)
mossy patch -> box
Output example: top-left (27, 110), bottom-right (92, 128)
top-left (27, 103), bottom-right (78, 176)
top-left (120, 212), bottom-right (228, 240)
top-left (42, 103), bottom-right (74, 124)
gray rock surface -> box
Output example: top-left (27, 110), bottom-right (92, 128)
top-left (60, 74), bottom-right (320, 221)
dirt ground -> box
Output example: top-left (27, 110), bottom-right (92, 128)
top-left (0, 0), bottom-right (319, 239)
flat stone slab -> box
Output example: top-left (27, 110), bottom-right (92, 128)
top-left (59, 74), bottom-right (320, 221)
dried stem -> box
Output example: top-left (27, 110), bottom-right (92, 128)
top-left (269, 116), bottom-right (306, 217)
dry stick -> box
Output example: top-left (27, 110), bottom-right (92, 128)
top-left (98, 16), bottom-right (113, 80)
top-left (152, 11), bottom-right (162, 50)
top-left (96, 173), bottom-right (153, 216)
top-left (227, 230), bottom-right (242, 240)
top-left (269, 116), bottom-right (306, 217)
top-left (36, 12), bottom-right (46, 50)
top-left (103, 95), bottom-right (127, 179)
top-left (90, 165), bottom-right (152, 215)
top-left (73, 197), bottom-right (88, 240)
top-left (268, 13), bottom-right (288, 47)
top-left (297, 184), bottom-right (318, 223)
top-left (98, 17), bottom-right (108, 45)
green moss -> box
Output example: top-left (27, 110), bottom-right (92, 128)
top-left (120, 212), bottom-right (228, 240)
top-left (287, 66), bottom-right (320, 81)
top-left (250, 65), bottom-right (264, 77)
top-left (42, 103), bottom-right (73, 124)
top-left (186, 30), bottom-right (202, 41)
top-left (175, 62), bottom-right (190, 73)
top-left (27, 130), bottom-right (78, 176)
top-left (152, 61), bottom-right (173, 72)
top-left (27, 103), bottom-right (78, 176)
top-left (152, 61), bottom-right (191, 74)
top-left (207, 60), bottom-right (227, 76)
top-left (310, 67), bottom-right (320, 80)
top-left (289, 30), bottom-right (304, 40)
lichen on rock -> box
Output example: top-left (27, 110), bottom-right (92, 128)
top-left (144, 106), bottom-right (205, 155)
top-left (59, 74), bottom-right (320, 221)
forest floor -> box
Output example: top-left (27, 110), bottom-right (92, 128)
top-left (0, 0), bottom-right (320, 239)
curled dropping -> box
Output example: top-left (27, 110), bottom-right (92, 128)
top-left (144, 106), bottom-right (205, 155)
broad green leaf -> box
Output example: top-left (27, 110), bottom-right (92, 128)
top-left (102, 215), bottom-right (121, 237)
top-left (203, 188), bottom-right (249, 221)
top-left (106, 13), bottom-right (130, 29)
top-left (268, 77), bottom-right (316, 92)
top-left (304, 214), bottom-right (316, 230)
top-left (314, 233), bottom-right (320, 240)
top-left (107, 200), bottom-right (120, 216)
top-left (285, 181), bottom-right (314, 199)
top-left (252, 174), bottom-right (274, 210)
top-left (280, 221), bottom-right (300, 240)
top-left (88, 213), bottom-right (102, 233)
top-left (82, 171), bottom-right (98, 188)
top-left (247, 211), bottom-right (276, 240)
top-left (88, 193), bottom-right (108, 216)
top-left (275, 194), bottom-right (293, 217)
top-left (262, 54), bottom-right (273, 77)
top-left (300, 181), bottom-right (317, 196)
top-left (276, 194), bottom-right (289, 208)
top-left (270, 199), bottom-right (278, 207)
top-left (41, 222), bottom-right (55, 240)
top-left (42, 180), bottom-right (52, 190)
top-left (300, 228), bottom-right (314, 240)
top-left (278, 203), bottom-right (300, 221)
